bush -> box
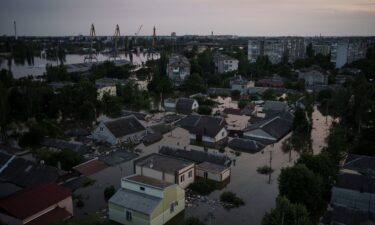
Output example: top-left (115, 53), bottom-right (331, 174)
top-left (257, 165), bottom-right (274, 175)
top-left (184, 217), bottom-right (206, 225)
top-left (198, 105), bottom-right (212, 115)
top-left (189, 179), bottom-right (218, 195)
top-left (82, 178), bottom-right (96, 187)
top-left (220, 191), bottom-right (245, 208)
top-left (76, 199), bottom-right (84, 208)
top-left (104, 185), bottom-right (116, 201)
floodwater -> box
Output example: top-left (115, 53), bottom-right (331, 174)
top-left (0, 52), bottom-right (159, 78)
top-left (73, 107), bottom-right (332, 224)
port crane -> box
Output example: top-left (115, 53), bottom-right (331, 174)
top-left (109, 24), bottom-right (121, 60)
top-left (84, 24), bottom-right (98, 62)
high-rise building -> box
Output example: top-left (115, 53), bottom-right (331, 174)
top-left (331, 40), bottom-right (367, 68)
top-left (248, 37), bottom-right (305, 64)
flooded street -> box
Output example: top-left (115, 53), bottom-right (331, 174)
top-left (73, 106), bottom-right (332, 224)
top-left (311, 105), bottom-right (333, 155)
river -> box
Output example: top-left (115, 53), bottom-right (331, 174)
top-left (0, 52), bottom-right (159, 78)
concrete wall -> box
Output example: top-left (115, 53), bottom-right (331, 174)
top-left (177, 165), bottom-right (195, 189)
top-left (92, 122), bottom-right (117, 145)
top-left (135, 165), bottom-right (176, 185)
top-left (196, 167), bottom-right (231, 182)
top-left (109, 202), bottom-right (150, 225)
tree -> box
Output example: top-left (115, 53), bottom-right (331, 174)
top-left (262, 196), bottom-right (312, 225)
top-left (181, 73), bottom-right (206, 94)
top-left (278, 165), bottom-right (325, 219)
top-left (104, 185), bottom-right (116, 201)
top-left (262, 89), bottom-right (277, 101)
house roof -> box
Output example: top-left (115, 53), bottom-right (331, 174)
top-left (26, 207), bottom-right (71, 225)
top-left (104, 115), bottom-right (146, 138)
top-left (228, 138), bottom-right (265, 153)
top-left (150, 123), bottom-right (172, 135)
top-left (262, 100), bottom-right (288, 112)
top-left (0, 182), bottom-right (22, 198)
top-left (0, 152), bottom-right (63, 188)
top-left (159, 146), bottom-right (231, 166)
top-left (125, 175), bottom-right (174, 189)
top-left (223, 108), bottom-right (241, 115)
top-left (109, 188), bottom-right (162, 215)
top-left (73, 158), bottom-right (109, 176)
top-left (0, 182), bottom-right (71, 220)
top-left (177, 115), bottom-right (226, 138)
top-left (176, 98), bottom-right (196, 112)
top-left (244, 112), bottom-right (293, 142)
top-left (40, 138), bottom-right (89, 154)
top-left (99, 150), bottom-right (138, 166)
top-left (343, 154), bottom-right (375, 175)
top-left (197, 162), bottom-right (229, 174)
top-left (122, 110), bottom-right (148, 121)
top-left (142, 132), bottom-right (163, 146)
top-left (335, 173), bottom-right (375, 194)
top-left (134, 153), bottom-right (194, 174)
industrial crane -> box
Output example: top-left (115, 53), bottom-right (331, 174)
top-left (84, 24), bottom-right (98, 62)
top-left (134, 25), bottom-right (143, 44)
top-left (109, 24), bottom-right (121, 60)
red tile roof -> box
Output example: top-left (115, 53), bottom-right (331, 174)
top-left (73, 158), bottom-right (108, 176)
top-left (0, 182), bottom-right (71, 220)
top-left (25, 207), bottom-right (71, 225)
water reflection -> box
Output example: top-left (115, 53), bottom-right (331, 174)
top-left (0, 52), bottom-right (159, 78)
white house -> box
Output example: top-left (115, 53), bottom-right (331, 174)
top-left (196, 162), bottom-right (231, 183)
top-left (95, 77), bottom-right (118, 100)
top-left (133, 153), bottom-right (195, 189)
top-left (91, 115), bottom-right (147, 145)
top-left (230, 75), bottom-right (254, 94)
top-left (109, 175), bottom-right (185, 225)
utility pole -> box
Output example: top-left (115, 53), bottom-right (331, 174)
top-left (268, 150), bottom-right (273, 184)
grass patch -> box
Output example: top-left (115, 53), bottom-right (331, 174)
top-left (188, 179), bottom-right (219, 195)
top-left (220, 191), bottom-right (245, 209)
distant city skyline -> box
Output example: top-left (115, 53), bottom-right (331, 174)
top-left (0, 0), bottom-right (375, 36)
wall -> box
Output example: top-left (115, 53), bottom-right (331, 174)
top-left (91, 123), bottom-right (117, 145)
top-left (97, 86), bottom-right (117, 100)
top-left (135, 165), bottom-right (176, 185)
top-left (108, 202), bottom-right (150, 225)
top-left (122, 179), bottom-right (164, 198)
top-left (177, 165), bottom-right (195, 189)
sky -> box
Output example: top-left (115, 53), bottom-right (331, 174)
top-left (0, 0), bottom-right (375, 36)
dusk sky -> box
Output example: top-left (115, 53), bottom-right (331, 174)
top-left (0, 0), bottom-right (375, 36)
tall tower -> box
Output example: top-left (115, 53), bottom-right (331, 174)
top-left (14, 21), bottom-right (17, 40)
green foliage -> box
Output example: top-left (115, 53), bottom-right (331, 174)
top-left (262, 196), bottom-right (312, 225)
top-left (231, 90), bottom-right (241, 100)
top-left (181, 73), bottom-right (207, 94)
top-left (91, 61), bottom-right (133, 79)
top-left (82, 178), bottom-right (96, 187)
top-left (278, 164), bottom-right (325, 220)
top-left (101, 94), bottom-right (123, 117)
top-left (262, 89), bottom-right (277, 101)
top-left (117, 80), bottom-right (150, 110)
top-left (188, 179), bottom-right (218, 195)
top-left (45, 65), bottom-right (70, 82)
top-left (220, 191), bottom-right (245, 208)
top-left (257, 165), bottom-right (274, 175)
top-left (32, 149), bottom-right (83, 171)
top-left (104, 185), bottom-right (116, 201)
top-left (197, 105), bottom-right (212, 115)
top-left (238, 99), bottom-right (250, 109)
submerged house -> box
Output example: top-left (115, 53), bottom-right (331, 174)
top-left (177, 115), bottom-right (228, 147)
top-left (109, 175), bottom-right (185, 225)
top-left (91, 115), bottom-right (147, 145)
top-left (133, 153), bottom-right (195, 189)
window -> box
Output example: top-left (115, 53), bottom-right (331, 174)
top-left (170, 203), bottom-right (175, 213)
top-left (100, 127), bottom-right (103, 131)
top-left (204, 172), bottom-right (208, 179)
top-left (140, 186), bottom-right (145, 191)
top-left (188, 171), bottom-right (193, 178)
top-left (180, 174), bottom-right (185, 182)
top-left (126, 211), bottom-right (132, 221)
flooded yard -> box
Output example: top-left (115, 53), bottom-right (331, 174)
top-left (73, 106), bottom-right (332, 224)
